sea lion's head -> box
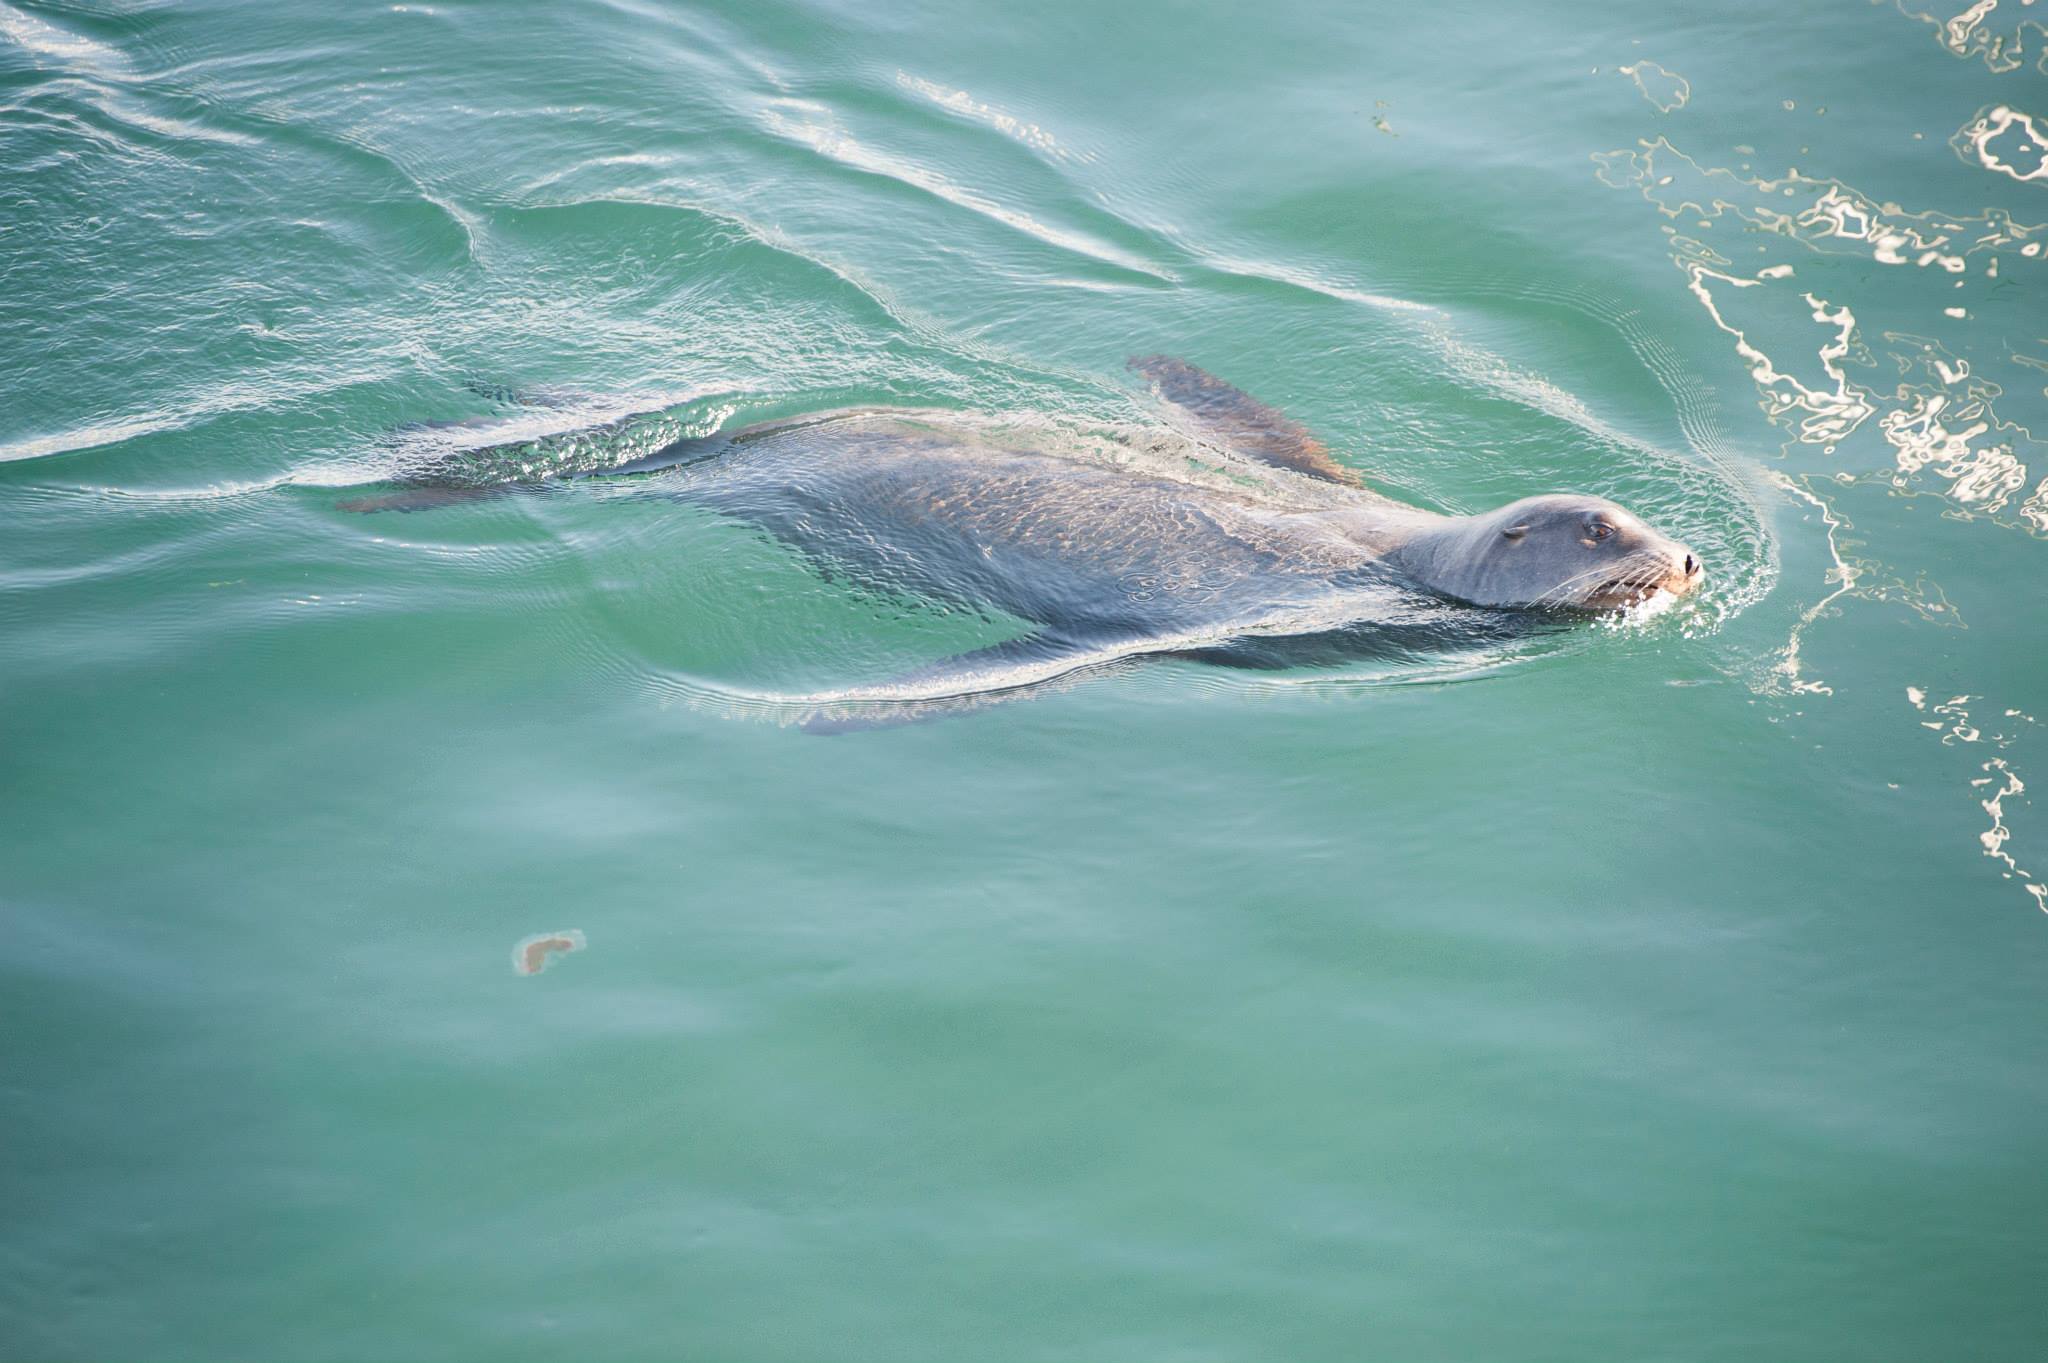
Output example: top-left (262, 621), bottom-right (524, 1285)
top-left (1421, 494), bottom-right (1702, 612)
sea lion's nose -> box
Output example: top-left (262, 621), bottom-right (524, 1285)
top-left (1683, 553), bottom-right (1699, 577)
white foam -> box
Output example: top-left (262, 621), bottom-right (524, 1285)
top-left (0, 1), bottom-right (128, 76)
top-left (1619, 60), bottom-right (1691, 113)
top-left (895, 72), bottom-right (1087, 164)
top-left (759, 97), bottom-right (1173, 281)
top-left (0, 416), bottom-right (180, 463)
top-left (1200, 254), bottom-right (1437, 314)
top-left (1952, 104), bottom-right (2048, 184)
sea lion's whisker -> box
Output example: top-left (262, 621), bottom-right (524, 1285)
top-left (1524, 550), bottom-right (1676, 610)
top-left (1532, 564), bottom-right (1610, 600)
top-left (1528, 563), bottom-right (1614, 608)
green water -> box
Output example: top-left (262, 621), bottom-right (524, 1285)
top-left (4, 0), bottom-right (2047, 1357)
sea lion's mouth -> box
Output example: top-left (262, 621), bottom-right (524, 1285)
top-left (1586, 580), bottom-right (1663, 611)
top-left (1584, 563), bottom-right (1701, 612)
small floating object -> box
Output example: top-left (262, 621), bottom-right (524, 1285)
top-left (512, 930), bottom-right (586, 976)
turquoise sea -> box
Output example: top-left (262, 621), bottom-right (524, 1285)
top-left (4, 0), bottom-right (2046, 1357)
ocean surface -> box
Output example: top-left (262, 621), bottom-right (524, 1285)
top-left (4, 0), bottom-right (2046, 1357)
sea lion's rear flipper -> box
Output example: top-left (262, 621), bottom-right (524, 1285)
top-left (801, 631), bottom-right (1126, 734)
top-left (342, 391), bottom-right (730, 513)
top-left (1128, 355), bottom-right (1362, 487)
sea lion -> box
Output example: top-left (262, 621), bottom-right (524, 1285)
top-left (343, 357), bottom-right (1701, 726)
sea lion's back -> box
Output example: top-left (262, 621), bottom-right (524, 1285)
top-left (674, 411), bottom-right (1367, 632)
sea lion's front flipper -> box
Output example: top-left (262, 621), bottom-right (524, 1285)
top-left (800, 631), bottom-right (1127, 734)
top-left (1128, 355), bottom-right (1362, 487)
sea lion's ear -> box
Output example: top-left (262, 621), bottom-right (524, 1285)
top-left (1501, 523), bottom-right (1528, 540)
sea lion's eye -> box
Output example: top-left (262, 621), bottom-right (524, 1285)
top-left (1588, 521), bottom-right (1614, 541)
